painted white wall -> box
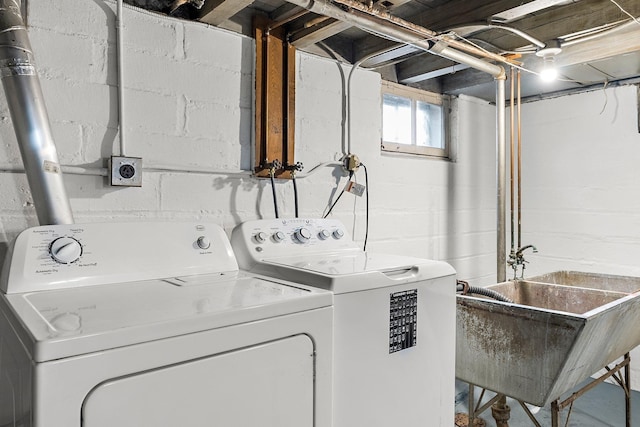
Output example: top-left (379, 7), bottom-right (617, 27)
top-left (520, 85), bottom-right (640, 277)
top-left (0, 0), bottom-right (498, 286)
top-left (518, 85), bottom-right (640, 389)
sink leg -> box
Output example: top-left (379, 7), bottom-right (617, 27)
top-left (468, 384), bottom-right (475, 427)
top-left (551, 400), bottom-right (559, 427)
top-left (491, 394), bottom-right (510, 427)
top-left (625, 353), bottom-right (631, 427)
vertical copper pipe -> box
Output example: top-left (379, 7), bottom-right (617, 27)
top-left (496, 77), bottom-right (507, 284)
top-left (509, 67), bottom-right (515, 253)
top-left (517, 70), bottom-right (522, 250)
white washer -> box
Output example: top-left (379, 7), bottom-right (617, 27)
top-left (0, 222), bottom-right (332, 427)
top-left (231, 218), bottom-right (456, 427)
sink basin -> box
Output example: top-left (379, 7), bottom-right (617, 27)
top-left (456, 272), bottom-right (640, 406)
top-left (529, 270), bottom-right (640, 294)
top-left (487, 280), bottom-right (628, 315)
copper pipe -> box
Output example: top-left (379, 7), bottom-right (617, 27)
top-left (517, 70), bottom-right (522, 250)
top-left (269, 9), bottom-right (310, 31)
top-left (509, 67), bottom-right (515, 253)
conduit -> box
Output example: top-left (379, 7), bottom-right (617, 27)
top-left (116, 0), bottom-right (127, 156)
top-left (0, 0), bottom-right (74, 225)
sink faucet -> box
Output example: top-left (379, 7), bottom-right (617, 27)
top-left (508, 244), bottom-right (538, 279)
top-left (516, 244), bottom-right (538, 258)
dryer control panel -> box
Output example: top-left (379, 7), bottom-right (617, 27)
top-left (1, 222), bottom-right (238, 294)
top-left (231, 218), bottom-right (360, 264)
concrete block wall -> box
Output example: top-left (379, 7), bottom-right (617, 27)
top-left (518, 85), bottom-right (640, 389)
top-left (520, 85), bottom-right (640, 278)
top-left (0, 0), bottom-right (499, 285)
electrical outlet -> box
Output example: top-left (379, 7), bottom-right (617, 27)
top-left (110, 156), bottom-right (142, 187)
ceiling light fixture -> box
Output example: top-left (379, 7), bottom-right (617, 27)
top-left (536, 39), bottom-right (562, 82)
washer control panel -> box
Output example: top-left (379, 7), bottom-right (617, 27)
top-left (1, 222), bottom-right (238, 294)
top-left (231, 218), bottom-right (360, 265)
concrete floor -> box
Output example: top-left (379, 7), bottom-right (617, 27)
top-left (454, 379), bottom-right (640, 426)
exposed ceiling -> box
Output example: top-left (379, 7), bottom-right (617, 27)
top-left (130, 0), bottom-right (640, 102)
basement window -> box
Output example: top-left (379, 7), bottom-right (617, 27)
top-left (381, 81), bottom-right (449, 158)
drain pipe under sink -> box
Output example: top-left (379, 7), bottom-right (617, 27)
top-left (0, 0), bottom-right (74, 225)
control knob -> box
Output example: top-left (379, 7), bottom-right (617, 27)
top-left (333, 229), bottom-right (345, 239)
top-left (318, 229), bottom-right (331, 240)
top-left (254, 232), bottom-right (268, 244)
top-left (50, 237), bottom-right (82, 264)
top-left (294, 228), bottom-right (312, 243)
top-left (273, 231), bottom-right (286, 243)
top-left (196, 236), bottom-right (211, 250)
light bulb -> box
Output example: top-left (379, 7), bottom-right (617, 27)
top-left (539, 56), bottom-right (558, 82)
top-left (536, 40), bottom-right (562, 83)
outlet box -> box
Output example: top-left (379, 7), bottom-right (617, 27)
top-left (110, 156), bottom-right (142, 187)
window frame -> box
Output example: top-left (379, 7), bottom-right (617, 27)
top-left (381, 81), bottom-right (450, 159)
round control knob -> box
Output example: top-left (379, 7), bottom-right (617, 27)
top-left (254, 232), bottom-right (268, 244)
top-left (333, 229), bottom-right (345, 239)
top-left (196, 236), bottom-right (211, 250)
top-left (50, 312), bottom-right (81, 333)
top-left (294, 228), bottom-right (312, 243)
top-left (318, 229), bottom-right (331, 240)
top-left (50, 237), bottom-right (82, 264)
top-left (273, 231), bottom-right (286, 243)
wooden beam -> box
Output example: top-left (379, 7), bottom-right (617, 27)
top-left (199, 0), bottom-right (253, 26)
top-left (395, 54), bottom-right (456, 83)
top-left (290, 19), bottom-right (352, 48)
top-left (254, 15), bottom-right (297, 179)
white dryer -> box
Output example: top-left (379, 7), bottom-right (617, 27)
top-left (0, 222), bottom-right (332, 427)
top-left (231, 218), bottom-right (456, 427)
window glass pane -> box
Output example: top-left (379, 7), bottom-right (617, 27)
top-left (382, 94), bottom-right (411, 145)
top-left (416, 101), bottom-right (443, 148)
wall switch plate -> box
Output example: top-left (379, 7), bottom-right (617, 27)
top-left (110, 156), bottom-right (142, 187)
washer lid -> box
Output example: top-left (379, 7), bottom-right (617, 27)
top-left (1, 272), bottom-right (331, 362)
top-left (259, 253), bottom-right (455, 294)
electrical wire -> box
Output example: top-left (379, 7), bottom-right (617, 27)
top-left (323, 171), bottom-right (353, 218)
top-left (269, 170), bottom-right (279, 219)
top-left (361, 163), bottom-right (369, 252)
top-left (609, 0), bottom-right (640, 26)
top-left (292, 173), bottom-right (299, 218)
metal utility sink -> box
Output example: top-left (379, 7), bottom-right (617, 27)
top-left (529, 270), bottom-right (640, 294)
top-left (456, 272), bottom-right (640, 406)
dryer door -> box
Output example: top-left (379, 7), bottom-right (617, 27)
top-left (82, 334), bottom-right (314, 427)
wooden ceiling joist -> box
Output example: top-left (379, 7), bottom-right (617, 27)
top-left (199, 0), bottom-right (254, 25)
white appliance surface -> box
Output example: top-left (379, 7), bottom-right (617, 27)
top-left (231, 218), bottom-right (457, 427)
top-left (0, 221), bottom-right (332, 427)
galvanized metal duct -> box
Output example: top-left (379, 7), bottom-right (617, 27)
top-left (0, 0), bottom-right (73, 225)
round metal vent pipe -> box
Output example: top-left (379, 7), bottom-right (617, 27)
top-left (0, 0), bottom-right (74, 225)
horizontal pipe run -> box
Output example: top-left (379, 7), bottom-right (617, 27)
top-left (285, 0), bottom-right (506, 78)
